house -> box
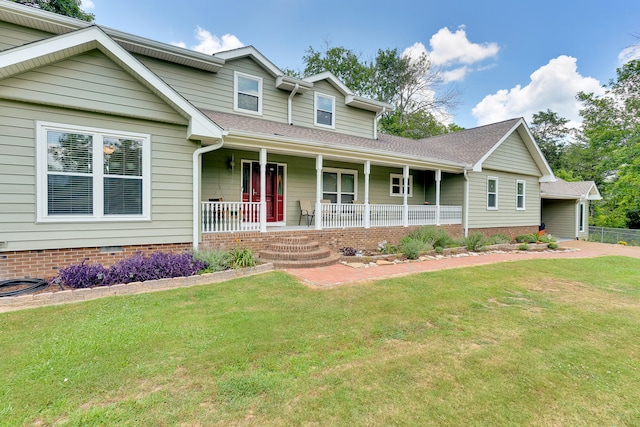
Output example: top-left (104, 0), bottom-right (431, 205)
top-left (1, 1), bottom-right (588, 279)
top-left (541, 179), bottom-right (602, 240)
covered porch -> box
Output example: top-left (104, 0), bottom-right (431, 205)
top-left (198, 147), bottom-right (465, 235)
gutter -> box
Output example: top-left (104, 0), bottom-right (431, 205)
top-left (463, 168), bottom-right (470, 237)
top-left (192, 138), bottom-right (225, 250)
top-left (287, 83), bottom-right (300, 125)
top-left (373, 107), bottom-right (386, 139)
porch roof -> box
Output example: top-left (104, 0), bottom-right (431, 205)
top-left (202, 110), bottom-right (521, 170)
top-left (541, 179), bottom-right (602, 200)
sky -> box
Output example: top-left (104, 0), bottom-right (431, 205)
top-left (82, 0), bottom-right (640, 129)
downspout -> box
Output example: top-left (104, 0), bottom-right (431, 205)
top-left (463, 168), bottom-right (470, 238)
top-left (287, 83), bottom-right (300, 125)
top-left (373, 107), bottom-right (386, 139)
top-left (192, 138), bottom-right (225, 251)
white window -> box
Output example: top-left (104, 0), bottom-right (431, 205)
top-left (516, 180), bottom-right (526, 210)
top-left (315, 92), bottom-right (335, 128)
top-left (487, 176), bottom-right (498, 210)
top-left (234, 72), bottom-right (262, 115)
top-left (390, 173), bottom-right (413, 197)
top-left (37, 122), bottom-right (150, 222)
top-left (322, 168), bottom-right (357, 203)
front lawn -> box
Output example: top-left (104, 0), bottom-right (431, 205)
top-left (1, 257), bottom-right (639, 426)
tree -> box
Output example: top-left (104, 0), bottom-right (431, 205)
top-left (13, 0), bottom-right (94, 21)
top-left (578, 60), bottom-right (640, 227)
top-left (301, 45), bottom-right (459, 138)
top-left (529, 109), bottom-right (574, 172)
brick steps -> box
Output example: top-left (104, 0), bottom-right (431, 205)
top-left (259, 236), bottom-right (339, 268)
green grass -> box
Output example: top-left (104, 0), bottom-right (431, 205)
top-left (2, 256), bottom-right (640, 426)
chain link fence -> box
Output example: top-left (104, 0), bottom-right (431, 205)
top-left (588, 226), bottom-right (640, 246)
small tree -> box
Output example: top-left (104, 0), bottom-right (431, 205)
top-left (13, 0), bottom-right (94, 21)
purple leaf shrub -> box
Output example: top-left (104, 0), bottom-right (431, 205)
top-left (57, 260), bottom-right (110, 289)
top-left (55, 252), bottom-right (208, 287)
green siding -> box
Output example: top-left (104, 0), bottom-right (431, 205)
top-left (0, 99), bottom-right (197, 252)
top-left (467, 170), bottom-right (541, 229)
top-left (483, 132), bottom-right (541, 176)
top-left (139, 56), bottom-right (378, 139)
top-left (0, 21), bottom-right (53, 50)
top-left (1, 50), bottom-right (187, 125)
top-left (541, 199), bottom-right (577, 239)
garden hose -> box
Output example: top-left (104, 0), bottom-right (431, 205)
top-left (0, 278), bottom-right (51, 297)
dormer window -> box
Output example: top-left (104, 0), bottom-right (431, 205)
top-left (234, 72), bottom-right (262, 115)
top-left (315, 93), bottom-right (335, 128)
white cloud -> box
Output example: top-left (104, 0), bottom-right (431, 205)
top-left (429, 26), bottom-right (499, 67)
top-left (172, 26), bottom-right (244, 55)
top-left (80, 0), bottom-right (95, 10)
top-left (441, 66), bottom-right (469, 83)
top-left (618, 45), bottom-right (640, 65)
top-left (472, 55), bottom-right (604, 126)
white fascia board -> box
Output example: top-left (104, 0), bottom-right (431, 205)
top-left (0, 26), bottom-right (223, 143)
top-left (345, 94), bottom-right (395, 113)
top-left (275, 75), bottom-right (313, 93)
top-left (586, 183), bottom-right (603, 200)
top-left (303, 71), bottom-right (352, 96)
top-left (214, 46), bottom-right (283, 77)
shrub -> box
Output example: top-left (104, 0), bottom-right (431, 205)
top-left (192, 249), bottom-right (233, 273)
top-left (435, 246), bottom-right (444, 254)
top-left (109, 252), bottom-right (206, 284)
top-left (406, 226), bottom-right (454, 248)
top-left (464, 232), bottom-right (489, 252)
top-left (547, 242), bottom-right (558, 249)
top-left (57, 260), bottom-right (109, 289)
top-left (400, 237), bottom-right (429, 260)
top-left (515, 234), bottom-right (537, 244)
top-left (489, 233), bottom-right (511, 244)
top-left (518, 243), bottom-right (529, 251)
top-left (230, 247), bottom-right (257, 269)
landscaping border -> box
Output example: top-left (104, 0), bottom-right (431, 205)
top-left (0, 264), bottom-right (273, 313)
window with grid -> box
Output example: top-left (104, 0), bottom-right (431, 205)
top-left (38, 122), bottom-right (149, 221)
top-left (390, 174), bottom-right (413, 197)
top-left (322, 169), bottom-right (356, 203)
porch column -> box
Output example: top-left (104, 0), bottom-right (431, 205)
top-left (259, 148), bottom-right (267, 232)
top-left (403, 165), bottom-right (409, 227)
top-left (364, 161), bottom-right (371, 228)
top-left (315, 154), bottom-right (323, 230)
top-left (435, 169), bottom-right (441, 226)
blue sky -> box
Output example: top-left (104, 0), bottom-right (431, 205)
top-left (84, 0), bottom-right (640, 129)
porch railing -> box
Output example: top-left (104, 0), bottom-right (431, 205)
top-left (201, 201), bottom-right (261, 233)
top-left (201, 202), bottom-right (462, 233)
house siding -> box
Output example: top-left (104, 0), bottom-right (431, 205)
top-left (467, 170), bottom-right (541, 229)
top-left (1, 50), bottom-right (187, 124)
top-left (541, 199), bottom-right (577, 239)
top-left (0, 99), bottom-right (197, 252)
top-left (0, 21), bottom-right (53, 50)
top-left (483, 132), bottom-right (541, 176)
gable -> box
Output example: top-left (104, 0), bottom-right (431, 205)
top-left (0, 49), bottom-right (188, 124)
top-left (482, 131), bottom-right (542, 176)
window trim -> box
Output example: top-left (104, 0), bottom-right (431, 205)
top-left (579, 202), bottom-right (586, 233)
top-left (322, 167), bottom-right (357, 203)
top-left (389, 173), bottom-right (413, 197)
top-left (516, 179), bottom-right (526, 210)
top-left (314, 92), bottom-right (336, 129)
top-left (36, 121), bottom-right (151, 223)
top-left (233, 71), bottom-right (263, 115)
top-left (487, 176), bottom-right (498, 210)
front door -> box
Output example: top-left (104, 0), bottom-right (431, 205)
top-left (242, 161), bottom-right (284, 222)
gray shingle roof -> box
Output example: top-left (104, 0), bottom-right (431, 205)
top-left (541, 178), bottom-right (601, 199)
top-left (201, 110), bottom-right (523, 167)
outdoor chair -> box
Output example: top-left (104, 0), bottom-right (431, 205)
top-left (298, 199), bottom-right (315, 226)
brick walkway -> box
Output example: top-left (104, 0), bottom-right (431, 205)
top-left (285, 240), bottom-right (639, 288)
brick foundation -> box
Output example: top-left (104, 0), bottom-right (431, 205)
top-left (0, 243), bottom-right (191, 281)
top-left (1, 224), bottom-right (537, 281)
top-left (200, 225), bottom-right (465, 253)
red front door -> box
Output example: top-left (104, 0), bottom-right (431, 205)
top-left (242, 161), bottom-right (284, 222)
